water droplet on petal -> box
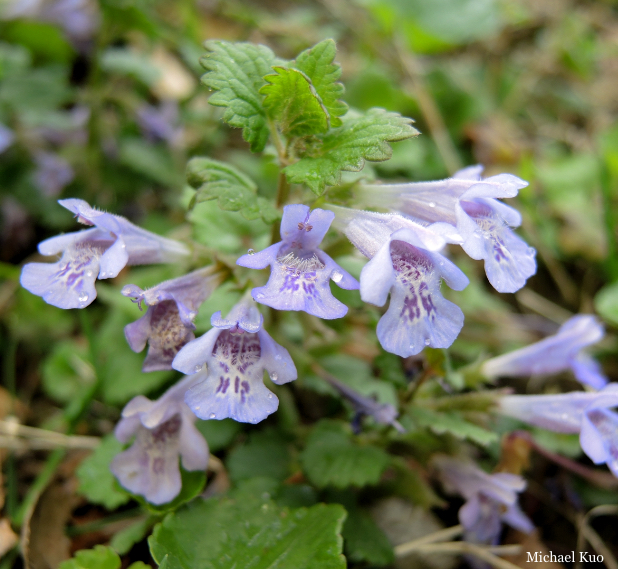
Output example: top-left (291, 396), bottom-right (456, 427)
top-left (209, 413), bottom-right (216, 419)
top-left (270, 372), bottom-right (278, 382)
top-left (274, 354), bottom-right (282, 361)
top-left (256, 293), bottom-right (265, 299)
top-left (429, 202), bottom-right (436, 208)
top-left (121, 243), bottom-right (126, 249)
top-left (424, 338), bottom-right (431, 346)
top-left (267, 393), bottom-right (273, 399)
top-left (78, 292), bottom-right (89, 303)
top-left (248, 248), bottom-right (255, 255)
top-left (331, 270), bottom-right (343, 283)
top-left (194, 364), bottom-right (203, 373)
top-left (85, 270), bottom-right (93, 277)
top-left (100, 271), bottom-right (107, 278)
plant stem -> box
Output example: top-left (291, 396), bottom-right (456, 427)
top-left (13, 310), bottom-right (103, 527)
top-left (3, 334), bottom-right (18, 518)
top-left (600, 158), bottom-right (618, 282)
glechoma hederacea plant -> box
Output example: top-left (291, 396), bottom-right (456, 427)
top-left (19, 38), bottom-right (614, 567)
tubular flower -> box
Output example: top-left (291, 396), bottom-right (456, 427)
top-left (434, 455), bottom-right (533, 548)
top-left (358, 165), bottom-right (536, 293)
top-left (482, 315), bottom-right (607, 390)
top-left (236, 204), bottom-right (359, 319)
top-left (321, 373), bottom-right (405, 433)
top-left (331, 206), bottom-right (468, 357)
top-left (172, 294), bottom-right (297, 424)
top-left (20, 199), bottom-right (189, 309)
top-left (111, 375), bottom-right (208, 505)
top-left (498, 384), bottom-right (618, 478)
top-left (122, 266), bottom-right (226, 372)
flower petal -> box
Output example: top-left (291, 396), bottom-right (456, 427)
top-left (20, 248), bottom-right (99, 309)
top-left (376, 241), bottom-right (464, 357)
top-left (124, 311), bottom-right (152, 353)
top-left (236, 243), bottom-right (280, 270)
top-left (172, 327), bottom-right (221, 375)
top-left (98, 236), bottom-right (129, 278)
top-left (570, 354), bottom-right (608, 390)
top-left (359, 240), bottom-right (396, 307)
top-left (178, 418), bottom-right (209, 471)
top-left (257, 328), bottom-right (297, 385)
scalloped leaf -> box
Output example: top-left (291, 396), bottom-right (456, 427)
top-left (200, 41), bottom-right (277, 152)
top-left (261, 67), bottom-right (329, 136)
top-left (408, 407), bottom-right (498, 446)
top-left (187, 157), bottom-right (280, 223)
top-left (284, 108), bottom-right (419, 195)
top-left (294, 39), bottom-right (348, 128)
top-left (149, 483), bottom-right (346, 569)
top-left (300, 420), bottom-right (390, 488)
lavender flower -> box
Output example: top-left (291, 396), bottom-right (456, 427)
top-left (111, 375), bottom-right (208, 505)
top-left (122, 267), bottom-right (226, 372)
top-left (136, 101), bottom-right (182, 145)
top-left (331, 206), bottom-right (468, 357)
top-left (482, 315), bottom-right (607, 390)
top-left (321, 372), bottom-right (405, 433)
top-left (172, 294), bottom-right (297, 424)
top-left (434, 455), bottom-right (533, 547)
top-left (1, 0), bottom-right (99, 46)
top-left (358, 166), bottom-right (536, 293)
top-left (236, 204), bottom-right (359, 319)
top-left (0, 123), bottom-right (15, 154)
top-left (33, 152), bottom-right (74, 197)
top-left (498, 384), bottom-right (618, 477)
top-left (20, 199), bottom-right (189, 309)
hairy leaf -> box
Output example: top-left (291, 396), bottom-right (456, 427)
top-left (408, 407), bottom-right (497, 446)
top-left (300, 421), bottom-right (390, 488)
top-left (343, 508), bottom-right (394, 567)
top-left (58, 546), bottom-right (119, 569)
top-left (226, 429), bottom-right (291, 483)
top-left (149, 483), bottom-right (346, 569)
top-left (284, 108), bottom-right (419, 195)
top-left (59, 547), bottom-right (149, 569)
top-left (200, 41), bottom-right (276, 152)
top-left (261, 67), bottom-right (329, 136)
top-left (294, 39), bottom-right (348, 128)
top-left (187, 157), bottom-right (280, 223)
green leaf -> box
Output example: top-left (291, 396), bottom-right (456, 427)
top-left (294, 39), bottom-right (348, 128)
top-left (195, 419), bottom-right (241, 453)
top-left (261, 67), bottom-right (329, 136)
top-left (42, 340), bottom-right (93, 405)
top-left (200, 41), bottom-right (277, 152)
top-left (149, 486), bottom-right (346, 569)
top-left (186, 157), bottom-right (280, 223)
top-left (595, 281), bottom-right (618, 327)
top-left (343, 508), bottom-right (394, 566)
top-left (76, 435), bottom-right (130, 510)
top-left (284, 108), bottom-right (419, 195)
top-left (99, 48), bottom-right (161, 86)
top-left (408, 407), bottom-right (497, 446)
top-left (58, 546), bottom-right (120, 569)
top-left (110, 518), bottom-right (154, 555)
top-left (300, 421), bottom-right (390, 488)
top-left (119, 138), bottom-right (181, 188)
top-left (226, 429), bottom-right (291, 483)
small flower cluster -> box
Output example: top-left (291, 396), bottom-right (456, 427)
top-left (19, 161), bottom-right (613, 515)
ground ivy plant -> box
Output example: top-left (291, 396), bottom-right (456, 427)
top-left (19, 37), bottom-right (615, 569)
